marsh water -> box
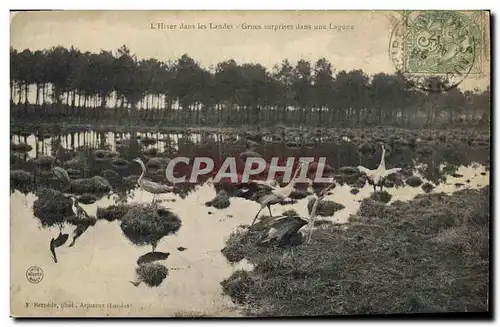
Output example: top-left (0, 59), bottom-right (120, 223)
top-left (10, 128), bottom-right (490, 316)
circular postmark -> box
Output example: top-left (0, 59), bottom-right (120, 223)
top-left (26, 266), bottom-right (44, 284)
top-left (390, 11), bottom-right (483, 92)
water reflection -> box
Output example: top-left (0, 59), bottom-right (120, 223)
top-left (10, 129), bottom-right (490, 187)
top-left (9, 127), bottom-right (490, 316)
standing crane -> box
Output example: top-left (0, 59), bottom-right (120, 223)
top-left (52, 158), bottom-right (71, 192)
top-left (357, 142), bottom-right (402, 192)
top-left (133, 157), bottom-right (174, 203)
top-left (306, 183), bottom-right (336, 244)
top-left (248, 161), bottom-right (310, 227)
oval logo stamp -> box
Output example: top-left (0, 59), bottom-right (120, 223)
top-left (390, 10), bottom-right (484, 92)
top-left (26, 266), bottom-right (44, 284)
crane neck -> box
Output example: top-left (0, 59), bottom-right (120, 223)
top-left (137, 160), bottom-right (146, 182)
top-left (378, 145), bottom-right (386, 170)
top-left (280, 163), bottom-right (304, 194)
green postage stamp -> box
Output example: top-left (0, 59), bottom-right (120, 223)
top-left (390, 10), bottom-right (488, 91)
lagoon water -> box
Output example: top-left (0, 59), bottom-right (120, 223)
top-left (10, 129), bottom-right (490, 316)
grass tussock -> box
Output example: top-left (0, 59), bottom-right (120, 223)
top-left (307, 198), bottom-right (345, 217)
top-left (96, 203), bottom-right (133, 221)
top-left (205, 191), bottom-right (231, 209)
top-left (69, 176), bottom-right (112, 194)
top-left (369, 191), bottom-right (392, 203)
top-left (32, 188), bottom-right (73, 228)
top-left (136, 262), bottom-right (169, 287)
top-left (406, 175), bottom-right (423, 187)
top-left (421, 182), bottom-right (435, 193)
top-left (120, 204), bottom-right (181, 249)
top-left (10, 169), bottom-right (34, 193)
top-left (221, 187), bottom-right (489, 316)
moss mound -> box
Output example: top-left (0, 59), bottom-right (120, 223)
top-left (358, 198), bottom-right (396, 222)
top-left (76, 193), bottom-right (98, 205)
top-left (32, 156), bottom-right (55, 169)
top-left (416, 145), bottom-right (434, 157)
top-left (220, 187), bottom-right (489, 316)
top-left (11, 143), bottom-right (32, 153)
top-left (111, 158), bottom-right (130, 170)
top-left (136, 263), bottom-right (169, 287)
top-left (220, 270), bottom-right (255, 305)
top-left (289, 189), bottom-right (310, 200)
top-left (96, 204), bottom-right (133, 222)
top-left (94, 149), bottom-right (118, 159)
top-left (205, 191), bottom-right (230, 209)
top-left (33, 188), bottom-right (73, 228)
top-left (100, 169), bottom-right (119, 179)
top-left (123, 175), bottom-right (140, 188)
top-left (147, 157), bottom-right (170, 169)
top-left (10, 169), bottom-right (34, 193)
top-left (406, 176), bottom-right (423, 187)
top-left (70, 176), bottom-right (112, 194)
top-left (120, 204), bottom-right (181, 248)
top-left (422, 182), bottom-right (435, 193)
top-left (369, 190), bottom-right (392, 203)
top-left (307, 198), bottom-right (345, 217)
top-left (222, 216), bottom-right (306, 265)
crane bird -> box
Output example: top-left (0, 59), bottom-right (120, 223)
top-left (53, 164), bottom-right (120, 202)
top-left (66, 196), bottom-right (97, 247)
top-left (133, 157), bottom-right (174, 203)
top-left (52, 158), bottom-right (71, 192)
top-left (306, 183), bottom-right (336, 244)
top-left (248, 161), bottom-right (310, 227)
top-left (53, 166), bottom-right (70, 185)
top-left (357, 142), bottom-right (402, 192)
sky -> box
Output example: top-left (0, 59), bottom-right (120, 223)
top-left (10, 10), bottom-right (490, 91)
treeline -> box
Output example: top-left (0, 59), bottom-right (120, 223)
top-left (10, 45), bottom-right (490, 127)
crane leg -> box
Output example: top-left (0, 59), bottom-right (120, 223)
top-left (151, 194), bottom-right (156, 204)
top-left (373, 184), bottom-right (376, 193)
top-left (267, 203), bottom-right (272, 217)
top-left (250, 206), bottom-right (265, 227)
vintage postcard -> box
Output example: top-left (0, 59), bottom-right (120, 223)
top-left (10, 10), bottom-right (491, 317)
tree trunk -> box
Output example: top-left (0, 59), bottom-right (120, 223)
top-left (17, 84), bottom-right (22, 104)
top-left (100, 94), bottom-right (107, 108)
top-left (35, 84), bottom-right (40, 106)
